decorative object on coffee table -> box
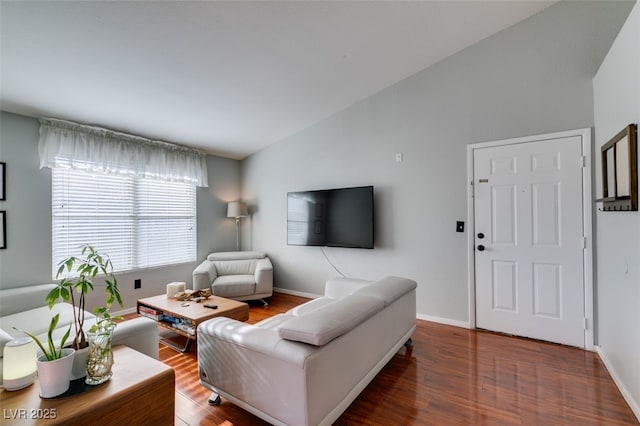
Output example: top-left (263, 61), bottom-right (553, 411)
top-left (46, 244), bottom-right (123, 381)
top-left (171, 288), bottom-right (212, 302)
top-left (166, 281), bottom-right (186, 298)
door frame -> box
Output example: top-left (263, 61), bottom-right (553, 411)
top-left (466, 128), bottom-right (594, 350)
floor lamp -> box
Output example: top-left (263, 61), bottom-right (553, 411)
top-left (227, 201), bottom-right (248, 251)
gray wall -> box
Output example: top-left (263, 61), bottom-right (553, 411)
top-left (0, 111), bottom-right (242, 312)
top-left (593, 1), bottom-right (640, 416)
top-left (240, 1), bottom-right (634, 323)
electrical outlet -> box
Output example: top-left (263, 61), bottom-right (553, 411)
top-left (134, 279), bottom-right (141, 289)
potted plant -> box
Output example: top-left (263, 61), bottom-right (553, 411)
top-left (46, 244), bottom-right (123, 380)
top-left (14, 314), bottom-right (75, 398)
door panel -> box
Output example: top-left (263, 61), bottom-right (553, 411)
top-left (474, 136), bottom-right (584, 347)
top-left (491, 185), bottom-right (517, 245)
top-left (532, 262), bottom-right (561, 318)
top-left (492, 260), bottom-right (517, 312)
top-left (531, 182), bottom-right (560, 246)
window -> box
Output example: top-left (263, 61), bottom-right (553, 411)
top-left (52, 168), bottom-right (196, 277)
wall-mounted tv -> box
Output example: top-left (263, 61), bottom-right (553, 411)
top-left (287, 186), bottom-right (374, 249)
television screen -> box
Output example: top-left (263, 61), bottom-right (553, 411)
top-left (287, 186), bottom-right (374, 249)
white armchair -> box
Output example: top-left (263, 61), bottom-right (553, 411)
top-left (192, 251), bottom-right (273, 305)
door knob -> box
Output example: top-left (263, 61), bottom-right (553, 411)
top-left (477, 245), bottom-right (485, 251)
top-left (477, 233), bottom-right (485, 239)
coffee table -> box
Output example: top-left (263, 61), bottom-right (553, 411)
top-left (137, 294), bottom-right (249, 352)
top-left (0, 346), bottom-right (174, 425)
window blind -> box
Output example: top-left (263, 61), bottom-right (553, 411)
top-left (52, 168), bottom-right (196, 277)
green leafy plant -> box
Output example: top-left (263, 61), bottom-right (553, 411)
top-left (89, 307), bottom-right (120, 334)
top-left (14, 314), bottom-right (72, 361)
top-left (46, 244), bottom-right (123, 350)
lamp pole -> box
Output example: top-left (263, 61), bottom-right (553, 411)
top-left (235, 216), bottom-right (241, 251)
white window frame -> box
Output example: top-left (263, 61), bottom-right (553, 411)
top-left (51, 168), bottom-right (197, 277)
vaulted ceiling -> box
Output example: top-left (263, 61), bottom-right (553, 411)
top-left (1, 1), bottom-right (554, 159)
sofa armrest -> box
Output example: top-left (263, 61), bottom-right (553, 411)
top-left (198, 317), bottom-right (314, 425)
top-left (192, 260), bottom-right (218, 291)
top-left (254, 257), bottom-right (273, 295)
top-left (198, 317), bottom-right (312, 367)
top-left (112, 317), bottom-right (159, 360)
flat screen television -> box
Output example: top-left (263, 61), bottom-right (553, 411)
top-left (287, 186), bottom-right (374, 249)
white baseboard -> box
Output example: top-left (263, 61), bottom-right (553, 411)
top-left (123, 291), bottom-right (469, 330)
top-left (275, 288), bottom-right (471, 329)
top-left (595, 345), bottom-right (640, 422)
top-left (114, 307), bottom-right (137, 316)
top-left (416, 313), bottom-right (470, 329)
top-left (274, 287), bottom-right (321, 299)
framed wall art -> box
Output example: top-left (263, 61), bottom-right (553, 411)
top-left (0, 162), bottom-right (5, 201)
top-left (597, 124), bottom-right (638, 211)
top-left (0, 211), bottom-right (5, 249)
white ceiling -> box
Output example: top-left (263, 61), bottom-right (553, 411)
top-left (1, 1), bottom-right (554, 159)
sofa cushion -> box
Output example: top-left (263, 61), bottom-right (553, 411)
top-left (214, 259), bottom-right (260, 275)
top-left (277, 294), bottom-right (384, 346)
top-left (1, 303), bottom-right (94, 340)
top-left (353, 276), bottom-right (417, 306)
top-left (212, 275), bottom-right (256, 297)
top-left (207, 251), bottom-right (266, 261)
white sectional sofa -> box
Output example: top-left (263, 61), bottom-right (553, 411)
top-left (0, 283), bottom-right (159, 385)
top-left (197, 275), bottom-right (417, 426)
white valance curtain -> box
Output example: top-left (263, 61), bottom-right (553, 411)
top-left (38, 118), bottom-right (208, 187)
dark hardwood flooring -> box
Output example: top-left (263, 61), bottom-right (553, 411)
top-left (126, 292), bottom-right (638, 425)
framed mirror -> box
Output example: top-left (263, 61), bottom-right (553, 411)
top-left (598, 124), bottom-right (637, 211)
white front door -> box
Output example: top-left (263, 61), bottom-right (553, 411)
top-left (473, 135), bottom-right (586, 347)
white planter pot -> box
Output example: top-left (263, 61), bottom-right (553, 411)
top-left (36, 348), bottom-right (75, 398)
top-left (69, 346), bottom-right (90, 380)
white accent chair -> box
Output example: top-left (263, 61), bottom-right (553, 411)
top-left (192, 251), bottom-right (273, 304)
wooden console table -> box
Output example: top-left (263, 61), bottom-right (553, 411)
top-left (0, 346), bottom-right (174, 425)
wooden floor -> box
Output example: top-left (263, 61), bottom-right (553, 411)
top-left (129, 292), bottom-right (638, 425)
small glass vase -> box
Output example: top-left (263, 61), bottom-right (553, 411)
top-left (85, 324), bottom-right (115, 385)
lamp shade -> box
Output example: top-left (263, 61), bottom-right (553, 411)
top-left (3, 337), bottom-right (37, 391)
top-left (227, 202), bottom-right (248, 218)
